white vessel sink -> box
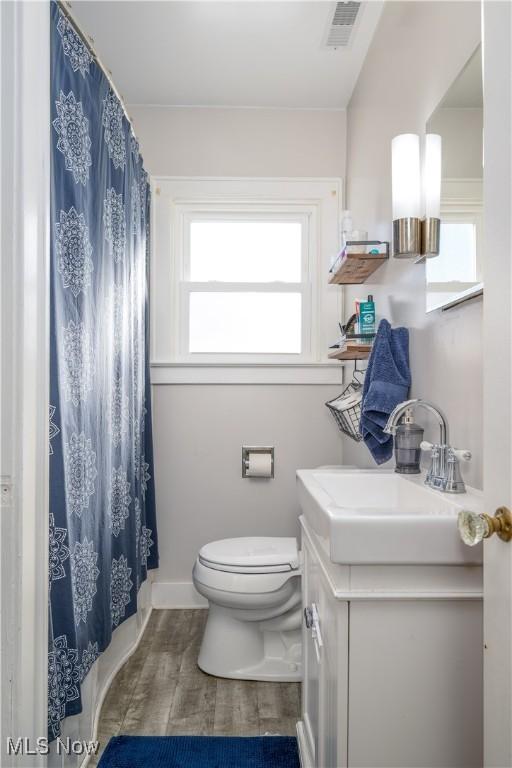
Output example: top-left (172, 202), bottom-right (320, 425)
top-left (297, 467), bottom-right (484, 565)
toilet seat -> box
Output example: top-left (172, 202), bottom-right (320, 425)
top-left (198, 536), bottom-right (299, 574)
top-left (193, 557), bottom-right (299, 596)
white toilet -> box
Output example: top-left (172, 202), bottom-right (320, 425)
top-left (192, 536), bottom-right (302, 682)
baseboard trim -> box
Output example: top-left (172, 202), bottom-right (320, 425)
top-left (152, 580), bottom-right (208, 609)
top-left (296, 721), bottom-right (313, 768)
top-left (81, 602), bottom-right (154, 768)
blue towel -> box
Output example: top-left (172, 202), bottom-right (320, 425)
top-left (361, 319), bottom-right (411, 464)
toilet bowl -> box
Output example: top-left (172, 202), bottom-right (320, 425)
top-left (192, 536), bottom-right (302, 682)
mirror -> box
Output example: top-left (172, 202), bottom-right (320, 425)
top-left (426, 46), bottom-right (483, 312)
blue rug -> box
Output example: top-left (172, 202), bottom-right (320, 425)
top-left (98, 735), bottom-right (300, 768)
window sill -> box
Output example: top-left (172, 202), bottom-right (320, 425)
top-left (150, 362), bottom-right (344, 385)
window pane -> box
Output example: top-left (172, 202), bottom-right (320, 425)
top-left (190, 221), bottom-right (302, 282)
top-left (427, 221), bottom-right (477, 283)
top-left (189, 292), bottom-right (302, 353)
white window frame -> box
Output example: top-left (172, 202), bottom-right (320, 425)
top-left (151, 177), bottom-right (343, 383)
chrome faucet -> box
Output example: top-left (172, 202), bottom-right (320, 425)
top-left (384, 399), bottom-right (471, 494)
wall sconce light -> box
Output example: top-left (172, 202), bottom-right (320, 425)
top-left (392, 133), bottom-right (421, 258)
top-left (422, 133), bottom-right (441, 257)
top-left (391, 133), bottom-right (442, 258)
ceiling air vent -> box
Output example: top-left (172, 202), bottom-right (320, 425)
top-left (326, 2), bottom-right (361, 48)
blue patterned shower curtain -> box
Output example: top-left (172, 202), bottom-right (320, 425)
top-left (48, 1), bottom-right (158, 740)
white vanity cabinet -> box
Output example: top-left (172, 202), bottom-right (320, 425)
top-left (297, 517), bottom-right (483, 768)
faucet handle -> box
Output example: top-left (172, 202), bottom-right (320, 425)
top-left (453, 448), bottom-right (472, 462)
top-left (444, 448), bottom-right (466, 492)
top-left (421, 441), bottom-right (441, 488)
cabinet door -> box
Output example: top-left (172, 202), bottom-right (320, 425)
top-left (318, 576), bottom-right (348, 768)
top-left (302, 539), bottom-right (321, 765)
top-left (301, 535), bottom-right (349, 768)
top-left (347, 600), bottom-right (483, 768)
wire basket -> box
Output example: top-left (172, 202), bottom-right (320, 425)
top-left (326, 380), bottom-right (363, 442)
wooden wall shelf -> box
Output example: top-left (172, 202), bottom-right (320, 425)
top-left (328, 345), bottom-right (372, 361)
top-left (328, 241), bottom-right (390, 285)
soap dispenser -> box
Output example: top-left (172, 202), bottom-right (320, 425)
top-left (394, 408), bottom-right (424, 474)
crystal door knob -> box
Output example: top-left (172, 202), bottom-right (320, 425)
top-left (458, 511), bottom-right (488, 546)
top-left (458, 507), bottom-right (512, 546)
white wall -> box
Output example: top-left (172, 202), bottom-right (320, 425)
top-left (428, 107), bottom-right (483, 179)
top-left (131, 106), bottom-right (346, 595)
top-left (152, 385), bottom-right (343, 598)
top-left (129, 106), bottom-right (346, 178)
top-left (1, 3), bottom-right (50, 764)
top-left (343, 1), bottom-right (483, 489)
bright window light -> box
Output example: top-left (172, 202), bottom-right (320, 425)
top-left (190, 221), bottom-right (302, 282)
top-left (427, 221), bottom-right (477, 283)
top-left (189, 292), bottom-right (302, 354)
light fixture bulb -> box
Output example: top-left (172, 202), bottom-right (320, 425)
top-left (424, 134), bottom-right (442, 220)
top-left (391, 134), bottom-right (421, 220)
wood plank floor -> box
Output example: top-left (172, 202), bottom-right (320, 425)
top-left (89, 609), bottom-right (301, 766)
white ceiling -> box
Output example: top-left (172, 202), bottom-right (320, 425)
top-left (71, 1), bottom-right (384, 109)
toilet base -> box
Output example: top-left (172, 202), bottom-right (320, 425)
top-left (197, 603), bottom-right (302, 682)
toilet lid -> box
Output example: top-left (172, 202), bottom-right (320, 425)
top-left (199, 537), bottom-right (299, 574)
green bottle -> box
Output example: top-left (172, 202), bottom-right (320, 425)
top-left (359, 295), bottom-right (376, 337)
